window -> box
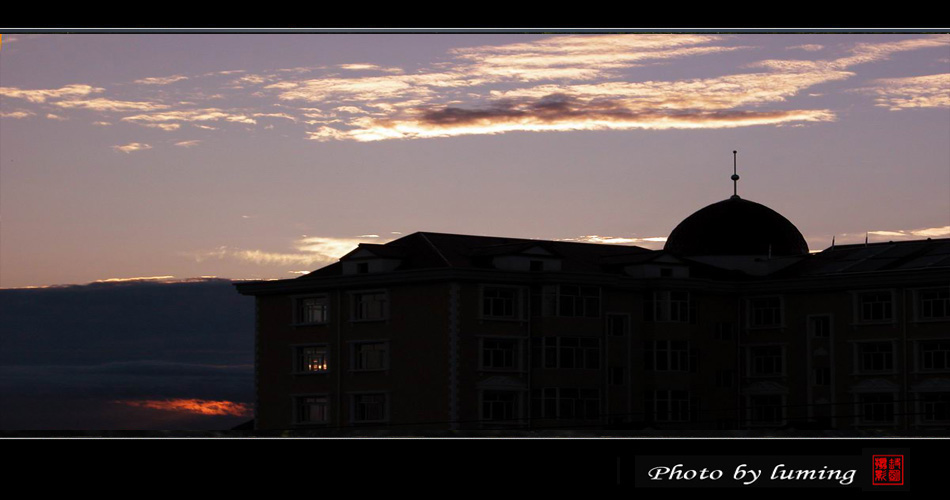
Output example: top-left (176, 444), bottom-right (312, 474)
top-left (529, 260), bottom-right (544, 272)
top-left (749, 395), bottom-right (783, 425)
top-left (606, 314), bottom-right (629, 336)
top-left (295, 346), bottom-right (328, 373)
top-left (857, 342), bottom-right (893, 372)
top-left (918, 288), bottom-right (950, 320)
top-left (353, 342), bottom-right (388, 371)
top-left (646, 291), bottom-right (690, 322)
top-left (295, 295), bottom-right (329, 324)
top-left (541, 285), bottom-right (600, 317)
top-left (481, 338), bottom-right (519, 370)
top-left (920, 392), bottom-right (950, 423)
top-left (857, 393), bottom-right (894, 424)
top-left (352, 291), bottom-right (387, 321)
top-left (531, 388), bottom-right (599, 420)
top-left (919, 341), bottom-right (950, 371)
top-left (295, 395), bottom-right (328, 424)
top-left (748, 297), bottom-right (782, 327)
top-left (857, 291), bottom-right (893, 322)
top-left (809, 316), bottom-right (831, 338)
top-left (609, 367), bottom-right (625, 385)
top-left (352, 393), bottom-right (387, 422)
top-left (531, 337), bottom-right (599, 369)
top-left (716, 369), bottom-right (734, 388)
top-left (814, 367), bottom-right (830, 386)
top-left (645, 390), bottom-right (692, 422)
top-left (481, 286), bottom-right (521, 319)
top-left (482, 391), bottom-right (519, 422)
top-left (713, 322), bottom-right (734, 340)
top-left (644, 340), bottom-right (690, 372)
top-left (356, 262), bottom-right (369, 274)
top-left (749, 346), bottom-right (783, 376)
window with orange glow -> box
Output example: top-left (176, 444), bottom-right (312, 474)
top-left (296, 346), bottom-right (329, 373)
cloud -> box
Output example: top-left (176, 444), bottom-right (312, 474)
top-left (45, 113), bottom-right (68, 121)
top-left (134, 75), bottom-right (189, 85)
top-left (93, 275), bottom-right (175, 283)
top-left (122, 108), bottom-right (257, 126)
top-left (144, 123), bottom-right (181, 131)
top-left (559, 235), bottom-right (668, 249)
top-left (0, 84), bottom-right (103, 103)
top-left (862, 73), bottom-right (950, 110)
top-left (1, 110), bottom-right (35, 119)
top-left (112, 142), bottom-right (152, 153)
top-left (186, 235), bottom-right (393, 268)
top-left (117, 398), bottom-right (251, 417)
top-left (865, 225), bottom-right (950, 240)
top-left (175, 140), bottom-right (201, 147)
top-left (789, 44), bottom-right (824, 51)
top-left (92, 121), bottom-right (112, 126)
top-left (52, 97), bottom-right (169, 112)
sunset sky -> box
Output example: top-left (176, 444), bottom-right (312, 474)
top-left (1, 33), bottom-right (948, 288)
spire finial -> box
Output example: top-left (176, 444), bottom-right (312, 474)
top-left (730, 150), bottom-right (740, 199)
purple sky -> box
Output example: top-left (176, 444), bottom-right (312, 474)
top-left (1, 33), bottom-right (948, 288)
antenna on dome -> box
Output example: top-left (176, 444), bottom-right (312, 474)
top-left (731, 150), bottom-right (740, 200)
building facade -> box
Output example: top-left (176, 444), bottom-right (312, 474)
top-left (235, 196), bottom-right (950, 431)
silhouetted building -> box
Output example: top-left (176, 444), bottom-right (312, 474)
top-left (236, 192), bottom-right (950, 431)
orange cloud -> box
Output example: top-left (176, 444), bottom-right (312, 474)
top-left (0, 83), bottom-right (103, 103)
top-left (119, 399), bottom-right (252, 417)
top-left (864, 73), bottom-right (950, 110)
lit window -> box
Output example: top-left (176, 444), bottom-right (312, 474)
top-left (858, 342), bottom-right (893, 372)
top-left (646, 291), bottom-right (690, 322)
top-left (353, 291), bottom-right (387, 321)
top-left (352, 393), bottom-right (387, 422)
top-left (481, 338), bottom-right (519, 370)
top-left (858, 291), bottom-right (893, 322)
top-left (857, 393), bottom-right (894, 424)
top-left (531, 388), bottom-right (599, 420)
top-left (645, 390), bottom-right (692, 422)
top-left (353, 342), bottom-right (388, 371)
top-left (644, 340), bottom-right (690, 372)
top-left (295, 346), bottom-right (328, 373)
top-left (295, 395), bottom-right (328, 424)
top-left (296, 296), bottom-right (329, 324)
top-left (918, 341), bottom-right (950, 371)
top-left (541, 285), bottom-right (600, 317)
top-left (531, 337), bottom-right (599, 369)
top-left (918, 288), bottom-right (949, 320)
top-left (749, 346), bottom-right (783, 376)
top-left (481, 286), bottom-right (521, 319)
top-left (749, 297), bottom-right (782, 327)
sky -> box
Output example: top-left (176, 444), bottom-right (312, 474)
top-left (1, 33), bottom-right (948, 288)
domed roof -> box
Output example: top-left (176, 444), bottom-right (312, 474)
top-left (664, 197), bottom-right (808, 256)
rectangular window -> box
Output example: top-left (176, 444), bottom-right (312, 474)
top-left (919, 341), bottom-right (950, 371)
top-left (749, 297), bottom-right (782, 327)
top-left (645, 390), bottom-right (691, 422)
top-left (295, 346), bottom-right (328, 373)
top-left (541, 285), bottom-right (600, 317)
top-left (481, 338), bottom-right (519, 370)
top-left (352, 291), bottom-right (387, 321)
top-left (353, 342), bottom-right (388, 371)
top-left (814, 367), bottom-right (830, 385)
top-left (352, 393), bottom-right (387, 422)
top-left (858, 342), bottom-right (894, 372)
top-left (713, 322), bottom-right (734, 340)
top-left (644, 340), bottom-right (690, 371)
top-left (481, 286), bottom-right (521, 319)
top-left (749, 346), bottom-right (783, 376)
top-left (295, 395), bottom-right (328, 424)
top-left (482, 391), bottom-right (519, 422)
top-left (858, 393), bottom-right (894, 424)
top-left (858, 291), bottom-right (893, 322)
top-left (606, 314), bottom-right (629, 336)
top-left (531, 337), bottom-right (599, 369)
top-left (809, 316), bottom-right (831, 338)
top-left (649, 291), bottom-right (690, 322)
top-left (296, 296), bottom-right (329, 324)
top-left (918, 288), bottom-right (949, 320)
top-left (609, 367), bottom-right (625, 385)
top-left (531, 388), bottom-right (599, 420)
top-left (749, 395), bottom-right (783, 425)
top-left (920, 392), bottom-right (950, 423)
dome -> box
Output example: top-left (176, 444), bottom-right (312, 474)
top-left (664, 197), bottom-right (808, 256)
